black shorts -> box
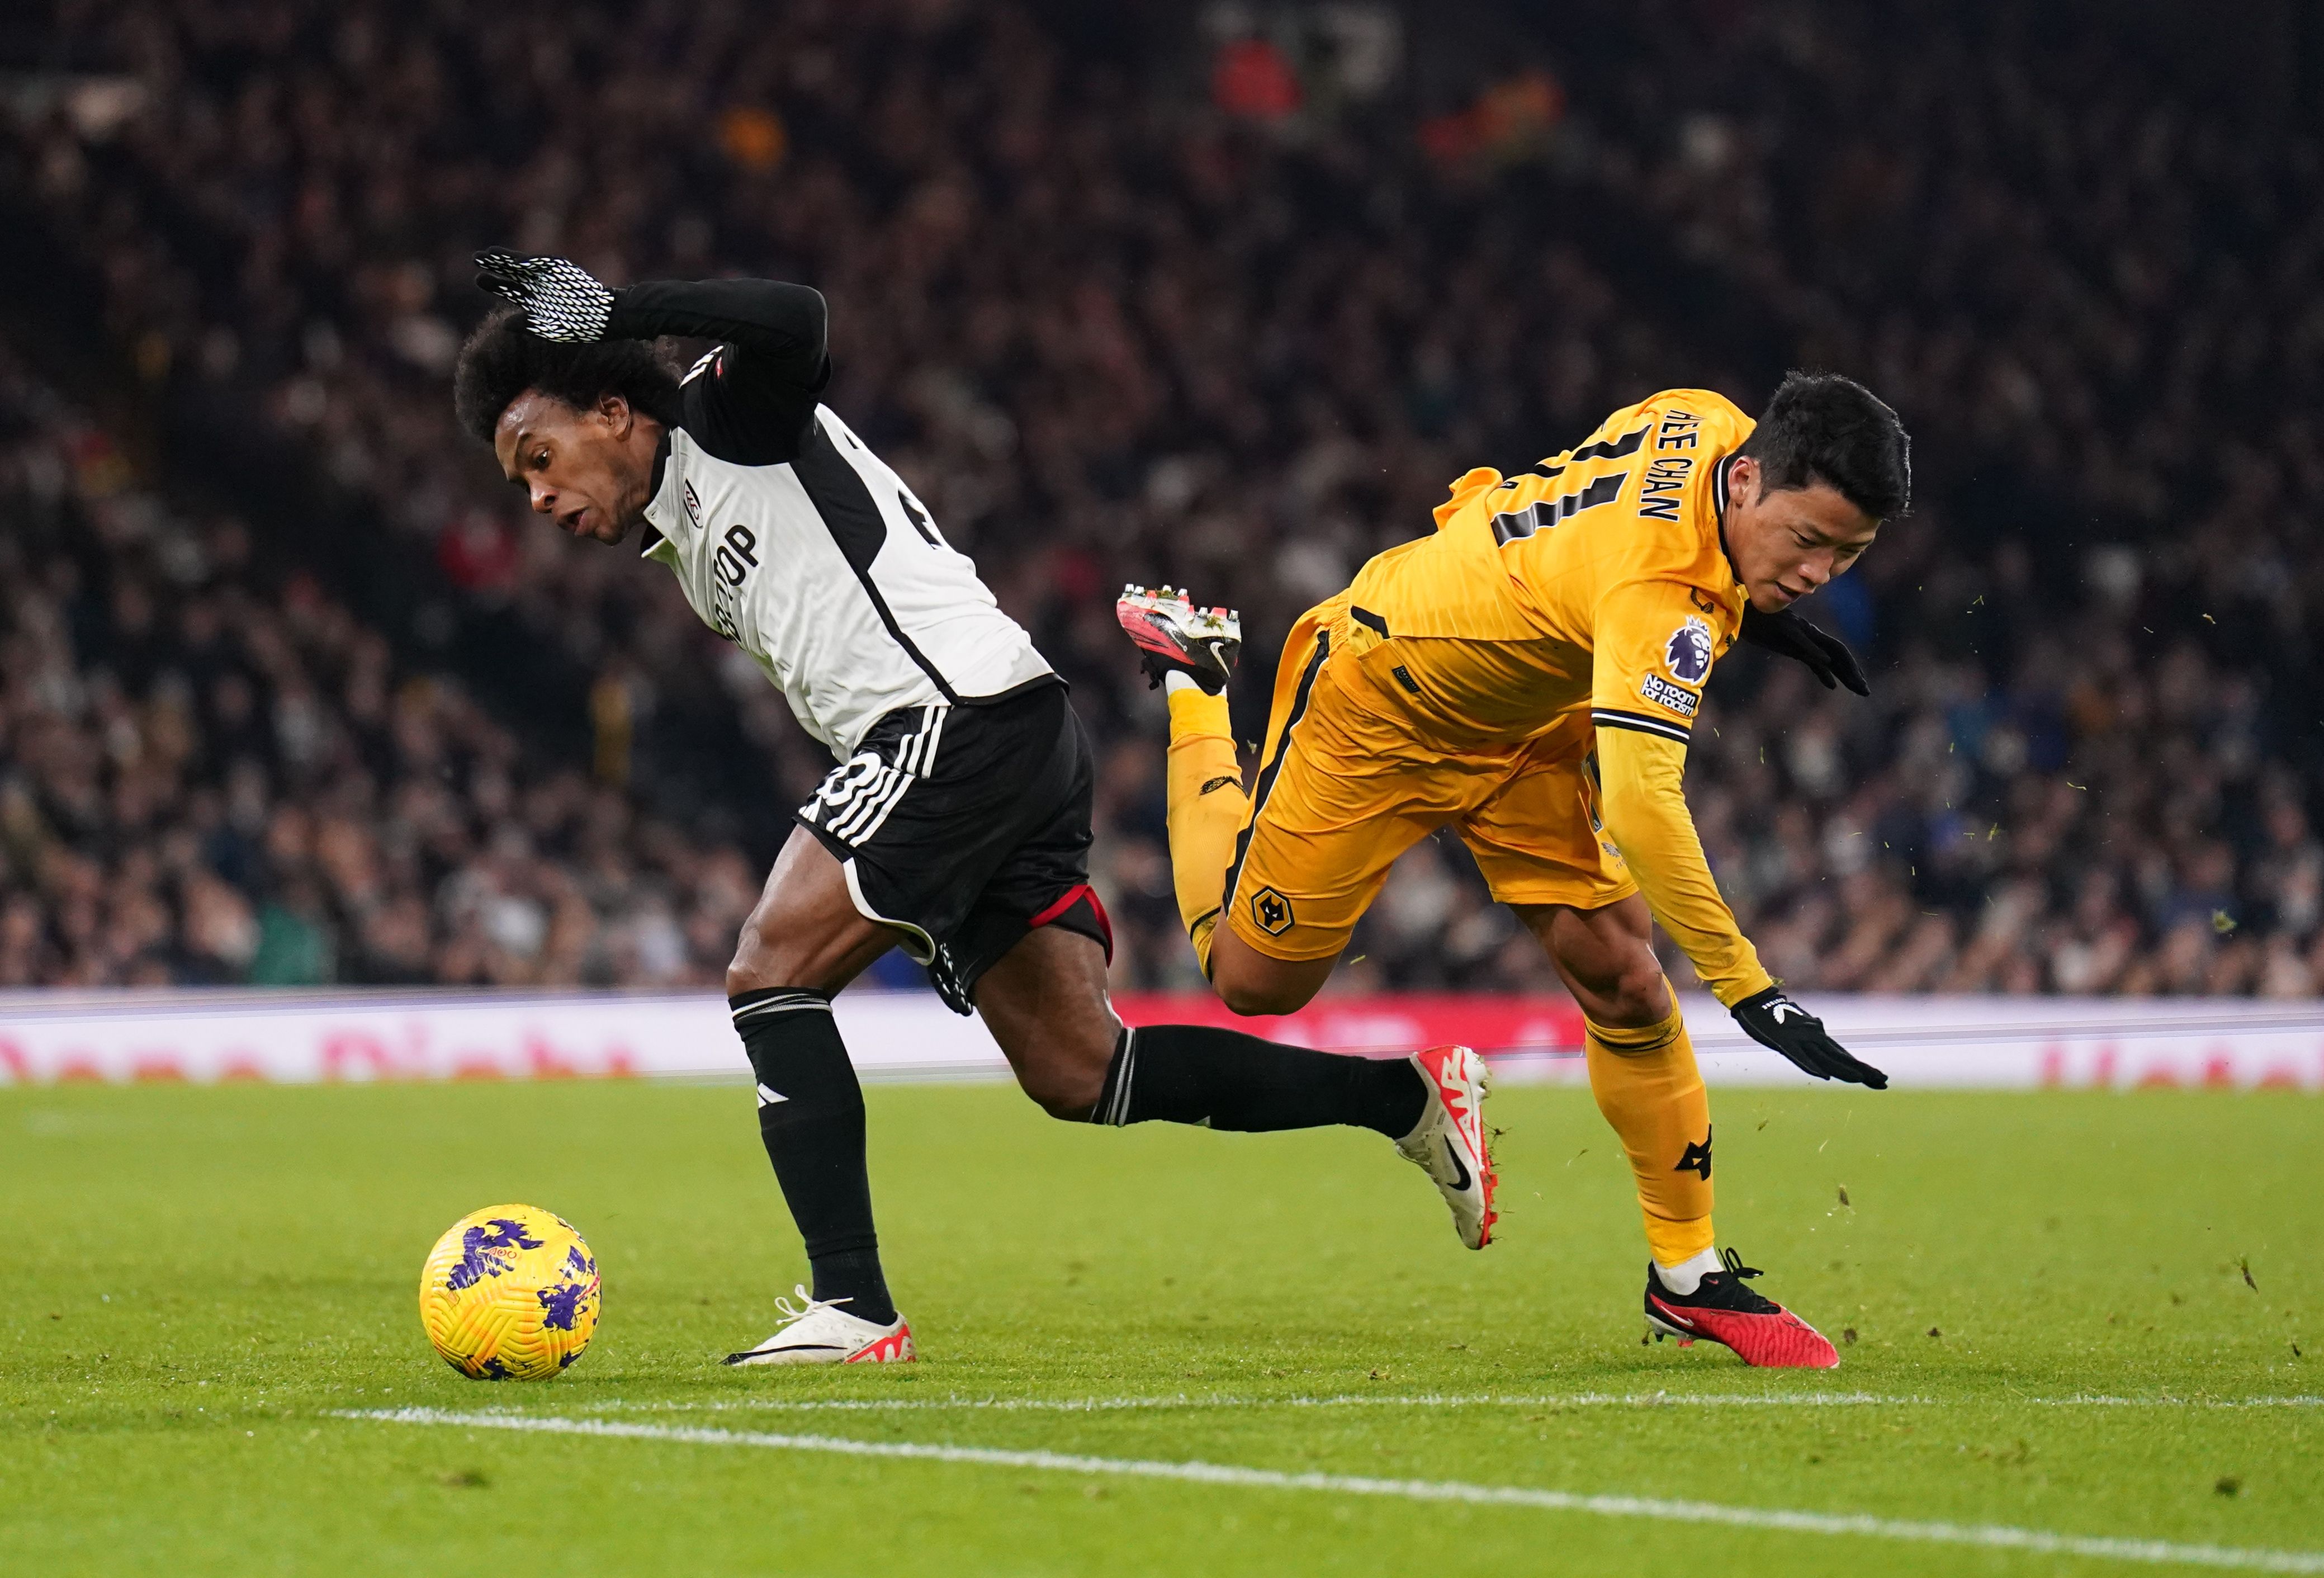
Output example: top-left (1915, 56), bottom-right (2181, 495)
top-left (796, 681), bottom-right (1111, 1013)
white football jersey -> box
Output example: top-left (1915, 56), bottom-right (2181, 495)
top-left (636, 394), bottom-right (1052, 758)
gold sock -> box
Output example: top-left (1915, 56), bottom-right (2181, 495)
top-left (1584, 990), bottom-right (1716, 1266)
top-left (1164, 686), bottom-right (1246, 975)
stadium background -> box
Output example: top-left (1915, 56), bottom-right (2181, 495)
top-left (4, 11), bottom-right (2321, 1575)
top-left (0, 0), bottom-right (2318, 1008)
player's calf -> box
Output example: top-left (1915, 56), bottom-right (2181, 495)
top-left (1088, 1022), bottom-right (1493, 1251)
top-left (974, 925), bottom-right (1489, 1248)
top-left (721, 830), bottom-right (916, 1339)
top-left (730, 986), bottom-right (898, 1328)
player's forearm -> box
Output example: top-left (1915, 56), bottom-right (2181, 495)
top-left (1594, 725), bottom-right (1774, 1007)
top-left (605, 278), bottom-right (827, 362)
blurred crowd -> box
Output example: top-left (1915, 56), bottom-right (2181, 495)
top-left (1, 0), bottom-right (2317, 996)
top-left (0, 351), bottom-right (770, 986)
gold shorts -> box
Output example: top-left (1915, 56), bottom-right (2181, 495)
top-left (1223, 597), bottom-right (1637, 962)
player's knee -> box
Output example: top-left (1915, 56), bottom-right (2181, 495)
top-left (1023, 1069), bottom-right (1104, 1121)
top-left (1594, 956), bottom-right (1673, 1028)
top-left (725, 916), bottom-right (801, 998)
top-left (983, 1010), bottom-right (1114, 1121)
top-left (1013, 1041), bottom-right (1109, 1120)
top-left (1214, 975), bottom-right (1313, 1018)
top-left (1206, 930), bottom-right (1328, 1017)
top-left (724, 938), bottom-right (768, 999)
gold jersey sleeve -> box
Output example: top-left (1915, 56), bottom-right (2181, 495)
top-left (1595, 724), bottom-right (1774, 1006)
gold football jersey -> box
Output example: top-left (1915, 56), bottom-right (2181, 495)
top-left (1346, 389), bottom-right (1755, 748)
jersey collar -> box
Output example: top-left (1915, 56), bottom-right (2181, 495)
top-left (1708, 453), bottom-right (1749, 615)
top-left (637, 431), bottom-right (676, 559)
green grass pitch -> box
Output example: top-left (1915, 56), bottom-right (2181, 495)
top-left (3, 1074), bottom-right (2317, 1575)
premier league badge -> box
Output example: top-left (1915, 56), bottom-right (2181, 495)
top-left (1664, 615), bottom-right (1714, 684)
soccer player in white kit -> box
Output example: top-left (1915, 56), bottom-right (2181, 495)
top-left (452, 252), bottom-right (1498, 1366)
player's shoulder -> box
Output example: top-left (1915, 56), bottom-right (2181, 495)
top-left (1633, 388), bottom-right (1753, 441)
top-left (1635, 386), bottom-right (1747, 419)
top-left (675, 348), bottom-right (827, 467)
top-left (1539, 389), bottom-right (1751, 468)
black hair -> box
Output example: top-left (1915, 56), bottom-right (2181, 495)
top-left (1736, 371), bottom-right (1911, 521)
top-left (452, 306), bottom-right (683, 445)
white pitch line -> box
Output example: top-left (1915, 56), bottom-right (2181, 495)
top-left (543, 1390), bottom-right (2323, 1418)
top-left (566, 1390), bottom-right (1921, 1416)
top-left (2022, 1396), bottom-right (2324, 1410)
top-left (338, 1407), bottom-right (2323, 1574)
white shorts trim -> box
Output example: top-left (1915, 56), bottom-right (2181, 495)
top-left (842, 858), bottom-right (937, 964)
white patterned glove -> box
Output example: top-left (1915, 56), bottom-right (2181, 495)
top-left (473, 249), bottom-right (614, 342)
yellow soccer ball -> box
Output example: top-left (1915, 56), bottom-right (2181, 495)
top-left (418, 1204), bottom-right (600, 1381)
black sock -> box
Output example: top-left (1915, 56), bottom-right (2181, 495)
top-left (1088, 1024), bottom-right (1427, 1137)
top-left (730, 988), bottom-right (897, 1326)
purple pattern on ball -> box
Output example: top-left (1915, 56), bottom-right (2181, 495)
top-left (537, 1282), bottom-right (591, 1333)
top-left (444, 1217), bottom-right (545, 1292)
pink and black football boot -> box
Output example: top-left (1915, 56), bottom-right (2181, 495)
top-left (1116, 584), bottom-right (1241, 694)
top-left (1644, 1248), bottom-right (1840, 1368)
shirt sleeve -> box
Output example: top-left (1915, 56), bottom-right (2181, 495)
top-left (605, 278), bottom-right (827, 377)
top-left (1590, 576), bottom-right (1771, 1005)
top-left (1594, 724), bottom-right (1774, 1006)
top-left (605, 278), bottom-right (832, 464)
top-left (1589, 578), bottom-right (1720, 745)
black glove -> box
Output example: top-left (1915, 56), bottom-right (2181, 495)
top-left (1738, 604), bottom-right (1868, 696)
top-left (1731, 986), bottom-right (1888, 1089)
top-left (474, 249), bottom-right (615, 343)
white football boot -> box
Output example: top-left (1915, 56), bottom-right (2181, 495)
top-left (722, 1287), bottom-right (916, 1367)
top-left (1397, 1044), bottom-right (1497, 1249)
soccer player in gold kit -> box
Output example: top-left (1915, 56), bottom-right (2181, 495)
top-left (1120, 373), bottom-right (1909, 1367)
